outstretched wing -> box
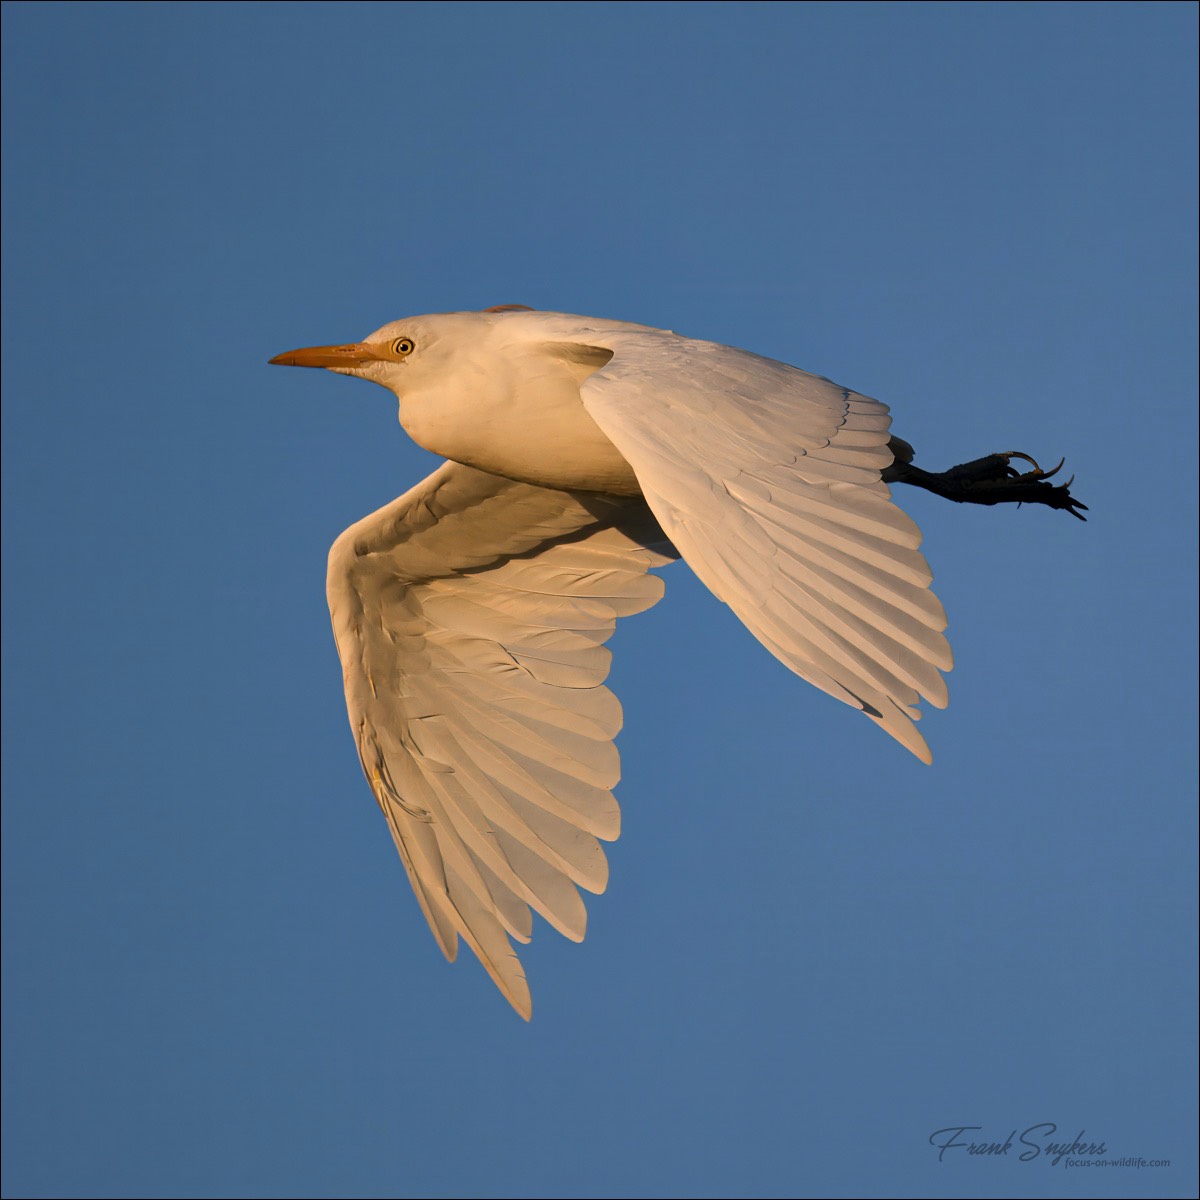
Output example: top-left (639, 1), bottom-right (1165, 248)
top-left (327, 461), bottom-right (674, 1018)
top-left (574, 329), bottom-right (952, 762)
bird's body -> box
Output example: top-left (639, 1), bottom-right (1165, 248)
top-left (376, 311), bottom-right (645, 493)
top-left (271, 306), bottom-right (1082, 1017)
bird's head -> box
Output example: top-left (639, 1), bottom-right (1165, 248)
top-left (270, 306), bottom-right (625, 479)
top-left (269, 309), bottom-right (518, 398)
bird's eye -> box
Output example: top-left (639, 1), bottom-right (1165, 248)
top-left (391, 337), bottom-right (415, 357)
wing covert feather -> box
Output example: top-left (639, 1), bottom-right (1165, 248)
top-left (327, 461), bottom-right (675, 1018)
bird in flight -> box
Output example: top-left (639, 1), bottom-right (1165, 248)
top-left (270, 305), bottom-right (1084, 1018)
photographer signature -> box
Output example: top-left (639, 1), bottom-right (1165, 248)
top-left (929, 1124), bottom-right (1107, 1166)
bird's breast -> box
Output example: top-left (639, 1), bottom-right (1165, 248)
top-left (397, 363), bottom-right (641, 496)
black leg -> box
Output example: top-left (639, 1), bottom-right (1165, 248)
top-left (883, 439), bottom-right (1088, 521)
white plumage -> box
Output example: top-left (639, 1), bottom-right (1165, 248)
top-left (271, 307), bottom-right (953, 1018)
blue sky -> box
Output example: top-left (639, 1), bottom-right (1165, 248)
top-left (2, 3), bottom-right (1196, 1198)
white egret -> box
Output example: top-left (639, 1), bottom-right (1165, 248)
top-left (271, 306), bottom-right (1083, 1018)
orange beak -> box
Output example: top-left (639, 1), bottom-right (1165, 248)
top-left (268, 342), bottom-right (382, 369)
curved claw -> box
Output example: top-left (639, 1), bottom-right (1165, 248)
top-left (1003, 451), bottom-right (1042, 473)
top-left (1004, 451), bottom-right (1070, 485)
top-left (1052, 471), bottom-right (1088, 521)
top-left (1002, 451), bottom-right (1069, 481)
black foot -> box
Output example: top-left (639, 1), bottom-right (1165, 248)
top-left (885, 446), bottom-right (1088, 521)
